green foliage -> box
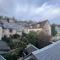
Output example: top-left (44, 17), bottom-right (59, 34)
top-left (3, 41), bottom-right (26, 59)
top-left (2, 35), bottom-right (11, 43)
top-left (14, 48), bottom-right (24, 57)
top-left (2, 30), bottom-right (52, 60)
top-left (2, 35), bottom-right (15, 49)
top-left (51, 24), bottom-right (57, 36)
top-left (21, 31), bottom-right (51, 48)
top-left (37, 31), bottom-right (52, 48)
top-left (11, 34), bottom-right (20, 39)
top-left (2, 34), bottom-right (27, 60)
top-left (4, 53), bottom-right (18, 60)
top-left (26, 31), bottom-right (38, 46)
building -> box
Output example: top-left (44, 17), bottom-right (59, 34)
top-left (0, 19), bottom-right (51, 39)
top-left (27, 20), bottom-right (51, 36)
top-left (2, 22), bottom-right (26, 37)
top-left (25, 28), bottom-right (43, 34)
top-left (32, 40), bottom-right (60, 60)
top-left (2, 23), bottom-right (17, 37)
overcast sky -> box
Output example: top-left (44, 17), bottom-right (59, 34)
top-left (0, 0), bottom-right (60, 24)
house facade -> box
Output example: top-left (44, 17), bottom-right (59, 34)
top-left (26, 20), bottom-right (51, 36)
top-left (2, 23), bottom-right (26, 37)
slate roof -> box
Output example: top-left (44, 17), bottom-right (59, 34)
top-left (32, 40), bottom-right (60, 60)
top-left (2, 23), bottom-right (25, 31)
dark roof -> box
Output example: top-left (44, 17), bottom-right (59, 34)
top-left (23, 44), bottom-right (38, 60)
top-left (25, 44), bottom-right (38, 54)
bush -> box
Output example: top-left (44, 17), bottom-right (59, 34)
top-left (2, 35), bottom-right (11, 43)
top-left (51, 24), bottom-right (57, 36)
top-left (26, 31), bottom-right (38, 47)
top-left (4, 53), bottom-right (18, 60)
top-left (11, 34), bottom-right (20, 39)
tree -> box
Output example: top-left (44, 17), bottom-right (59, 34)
top-left (37, 31), bottom-right (52, 48)
top-left (51, 24), bottom-right (57, 36)
top-left (26, 31), bottom-right (38, 47)
top-left (4, 53), bottom-right (17, 60)
top-left (21, 31), bottom-right (52, 49)
top-left (11, 34), bottom-right (20, 39)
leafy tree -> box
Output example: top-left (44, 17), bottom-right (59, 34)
top-left (37, 31), bottom-right (52, 48)
top-left (26, 31), bottom-right (38, 47)
top-left (21, 31), bottom-right (52, 48)
top-left (4, 53), bottom-right (17, 60)
top-left (51, 24), bottom-right (57, 36)
top-left (11, 34), bottom-right (20, 39)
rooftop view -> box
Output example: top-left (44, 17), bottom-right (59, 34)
top-left (0, 0), bottom-right (60, 60)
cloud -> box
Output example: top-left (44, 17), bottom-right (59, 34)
top-left (14, 2), bottom-right (60, 22)
top-left (0, 0), bottom-right (60, 23)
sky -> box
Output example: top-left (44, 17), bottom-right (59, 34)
top-left (0, 0), bottom-right (60, 24)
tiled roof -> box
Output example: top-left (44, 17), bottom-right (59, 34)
top-left (32, 40), bottom-right (60, 60)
